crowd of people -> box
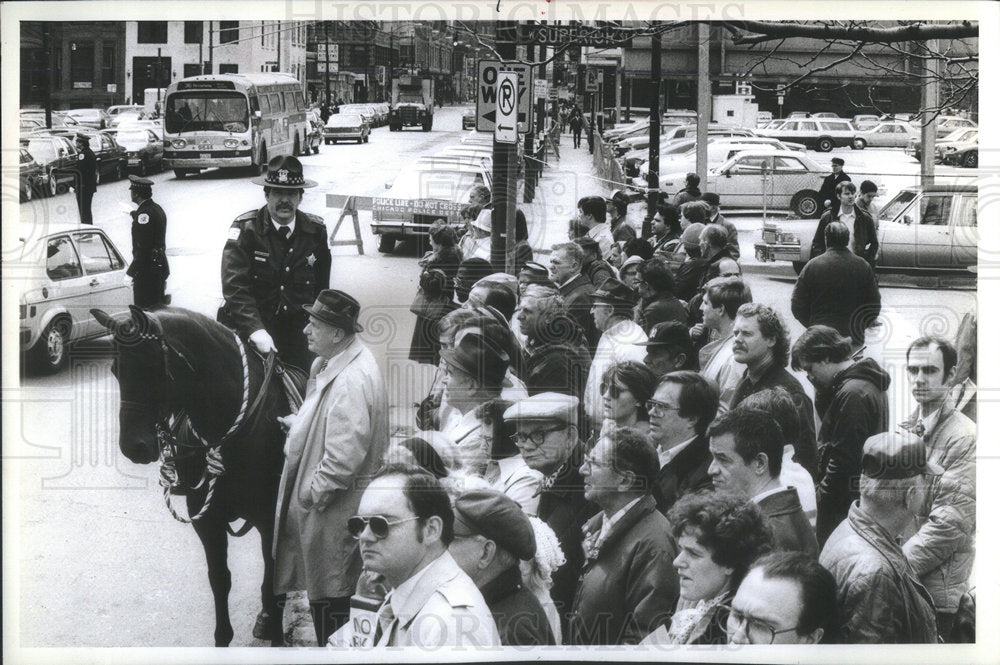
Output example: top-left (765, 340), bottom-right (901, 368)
top-left (224, 156), bottom-right (976, 649)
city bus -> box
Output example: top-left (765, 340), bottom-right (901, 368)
top-left (162, 73), bottom-right (310, 178)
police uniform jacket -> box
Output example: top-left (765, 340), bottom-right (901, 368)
top-left (76, 143), bottom-right (98, 193)
top-left (126, 198), bottom-right (169, 279)
top-left (221, 206), bottom-right (331, 338)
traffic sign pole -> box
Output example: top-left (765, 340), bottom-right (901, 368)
top-left (490, 23), bottom-right (518, 274)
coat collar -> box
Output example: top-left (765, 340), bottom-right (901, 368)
top-left (388, 550), bottom-right (465, 627)
top-left (754, 487), bottom-right (802, 517)
top-left (901, 401), bottom-right (957, 441)
top-left (478, 564), bottom-right (524, 606)
top-left (253, 206), bottom-right (320, 237)
top-left (312, 337), bottom-right (364, 394)
top-left (582, 494), bottom-right (657, 559)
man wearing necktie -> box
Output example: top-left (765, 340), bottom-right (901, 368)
top-left (354, 466), bottom-right (500, 648)
top-left (898, 336), bottom-right (976, 642)
top-left (219, 155), bottom-right (332, 372)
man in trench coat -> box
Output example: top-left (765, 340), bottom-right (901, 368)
top-left (273, 289), bottom-right (389, 645)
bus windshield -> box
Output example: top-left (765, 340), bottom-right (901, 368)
top-left (165, 92), bottom-right (249, 134)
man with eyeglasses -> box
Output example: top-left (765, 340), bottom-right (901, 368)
top-left (647, 371), bottom-right (719, 515)
top-left (353, 465), bottom-right (500, 648)
top-left (449, 489), bottom-right (556, 646)
top-left (569, 427), bottom-right (678, 645)
top-left (504, 393), bottom-right (597, 636)
top-left (727, 552), bottom-right (837, 645)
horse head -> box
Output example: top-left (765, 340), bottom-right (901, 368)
top-left (93, 305), bottom-right (195, 464)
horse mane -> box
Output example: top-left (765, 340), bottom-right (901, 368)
top-left (153, 307), bottom-right (239, 357)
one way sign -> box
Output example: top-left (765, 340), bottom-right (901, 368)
top-left (477, 60), bottom-right (533, 133)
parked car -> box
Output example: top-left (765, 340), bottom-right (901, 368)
top-left (114, 127), bottom-right (164, 175)
top-left (634, 139), bottom-right (809, 186)
top-left (49, 129), bottom-right (128, 184)
top-left (107, 105), bottom-right (146, 127)
top-left (21, 134), bottom-right (80, 197)
top-left (756, 111), bottom-right (773, 127)
top-left (462, 108), bottom-right (477, 130)
top-left (758, 118), bottom-right (856, 152)
top-left (324, 113), bottom-right (371, 144)
top-left (20, 110), bottom-right (81, 130)
top-left (20, 117), bottom-right (45, 134)
top-left (905, 127), bottom-right (978, 162)
top-left (912, 115), bottom-right (977, 140)
top-left (939, 130), bottom-right (978, 168)
top-left (810, 112), bottom-right (841, 119)
top-left (660, 150), bottom-right (828, 218)
top-left (64, 108), bottom-right (111, 129)
top-left (852, 114), bottom-right (881, 131)
top-left (16, 223), bottom-right (133, 373)
top-left (373, 160), bottom-right (492, 253)
top-left (19, 147), bottom-right (43, 202)
top-left (120, 118), bottom-right (164, 140)
top-left (753, 184), bottom-right (977, 273)
top-left (436, 145), bottom-right (493, 167)
top-left (339, 104), bottom-right (377, 127)
top-left (615, 125), bottom-right (755, 157)
top-left (851, 120), bottom-right (920, 149)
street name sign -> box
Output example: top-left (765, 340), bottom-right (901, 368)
top-left (494, 72), bottom-right (518, 144)
top-left (477, 60), bottom-right (533, 133)
top-left (520, 24), bottom-right (634, 47)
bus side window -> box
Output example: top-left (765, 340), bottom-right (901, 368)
top-left (283, 91), bottom-right (296, 113)
top-left (270, 93), bottom-right (283, 112)
top-left (249, 95), bottom-right (260, 114)
top-left (260, 95), bottom-right (271, 114)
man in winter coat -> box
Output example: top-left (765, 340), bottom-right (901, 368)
top-left (792, 221), bottom-right (881, 347)
top-left (817, 157), bottom-right (851, 210)
top-left (810, 181), bottom-right (878, 268)
top-left (792, 326), bottom-right (890, 547)
top-left (570, 427), bottom-right (678, 644)
top-left (819, 432), bottom-right (939, 643)
top-left (273, 289), bottom-right (388, 645)
top-left (899, 336), bottom-right (976, 641)
top-left (708, 406), bottom-right (818, 556)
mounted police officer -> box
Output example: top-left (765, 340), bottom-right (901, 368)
top-left (126, 175), bottom-right (169, 308)
top-left (219, 155), bottom-right (331, 372)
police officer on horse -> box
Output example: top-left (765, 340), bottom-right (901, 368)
top-left (126, 175), bottom-right (169, 308)
top-left (219, 155), bottom-right (332, 372)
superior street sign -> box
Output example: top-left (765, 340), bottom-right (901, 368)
top-left (477, 60), bottom-right (533, 133)
top-left (520, 24), bottom-right (634, 47)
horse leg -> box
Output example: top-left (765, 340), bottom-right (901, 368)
top-left (253, 519), bottom-right (285, 646)
top-left (192, 517), bottom-right (235, 647)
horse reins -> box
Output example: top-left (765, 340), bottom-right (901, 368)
top-left (157, 332), bottom-right (278, 530)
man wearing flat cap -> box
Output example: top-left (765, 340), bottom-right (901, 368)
top-left (125, 175), bottom-right (169, 308)
top-left (449, 489), bottom-right (556, 645)
top-left (819, 432), bottom-right (939, 643)
top-left (273, 289), bottom-right (388, 645)
top-left (818, 157), bottom-right (851, 211)
top-left (584, 278), bottom-right (647, 431)
top-left (220, 155), bottom-right (332, 371)
top-left (504, 393), bottom-right (598, 634)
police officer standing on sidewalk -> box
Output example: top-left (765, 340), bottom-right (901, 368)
top-left (219, 155), bottom-right (332, 372)
top-left (125, 176), bottom-right (169, 308)
top-left (74, 134), bottom-right (98, 224)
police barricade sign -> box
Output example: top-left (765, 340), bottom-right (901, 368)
top-left (372, 198), bottom-right (467, 217)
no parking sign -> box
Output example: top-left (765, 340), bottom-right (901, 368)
top-left (476, 60), bottom-right (533, 133)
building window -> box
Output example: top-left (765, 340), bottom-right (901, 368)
top-left (184, 21), bottom-right (203, 44)
top-left (261, 21), bottom-right (265, 46)
top-left (219, 63), bottom-right (238, 74)
top-left (137, 21), bottom-right (168, 44)
top-left (219, 21), bottom-right (239, 44)
top-left (70, 41), bottom-right (95, 87)
top-left (183, 63), bottom-right (202, 78)
top-left (102, 41), bottom-right (116, 85)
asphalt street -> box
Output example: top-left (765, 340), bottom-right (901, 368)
top-left (7, 105), bottom-right (978, 648)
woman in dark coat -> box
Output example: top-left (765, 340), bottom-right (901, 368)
top-left (408, 221), bottom-right (462, 365)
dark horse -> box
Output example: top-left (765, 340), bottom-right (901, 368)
top-left (92, 305), bottom-right (304, 646)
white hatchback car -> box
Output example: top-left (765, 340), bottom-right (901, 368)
top-left (15, 224), bottom-right (133, 373)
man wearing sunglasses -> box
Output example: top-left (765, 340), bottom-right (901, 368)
top-left (727, 551), bottom-right (836, 645)
top-left (504, 393), bottom-right (597, 636)
top-left (354, 466), bottom-right (500, 648)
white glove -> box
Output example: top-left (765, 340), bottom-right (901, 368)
top-left (249, 329), bottom-right (277, 354)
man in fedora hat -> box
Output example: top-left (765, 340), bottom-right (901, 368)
top-left (273, 288), bottom-right (388, 645)
top-left (125, 175), bottom-right (169, 308)
top-left (583, 278), bottom-right (647, 431)
top-left (220, 155), bottom-right (332, 371)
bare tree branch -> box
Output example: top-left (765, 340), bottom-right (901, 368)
top-left (722, 20), bottom-right (976, 44)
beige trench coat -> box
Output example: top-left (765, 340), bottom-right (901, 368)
top-left (273, 337), bottom-right (389, 599)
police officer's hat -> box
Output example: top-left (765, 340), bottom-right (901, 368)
top-left (128, 175), bottom-right (154, 189)
top-left (251, 155), bottom-right (318, 189)
top-left (831, 157), bottom-right (845, 166)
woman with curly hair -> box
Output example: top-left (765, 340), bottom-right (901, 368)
top-left (647, 489), bottom-right (773, 645)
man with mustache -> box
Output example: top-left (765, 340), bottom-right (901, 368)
top-left (219, 155), bottom-right (332, 371)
